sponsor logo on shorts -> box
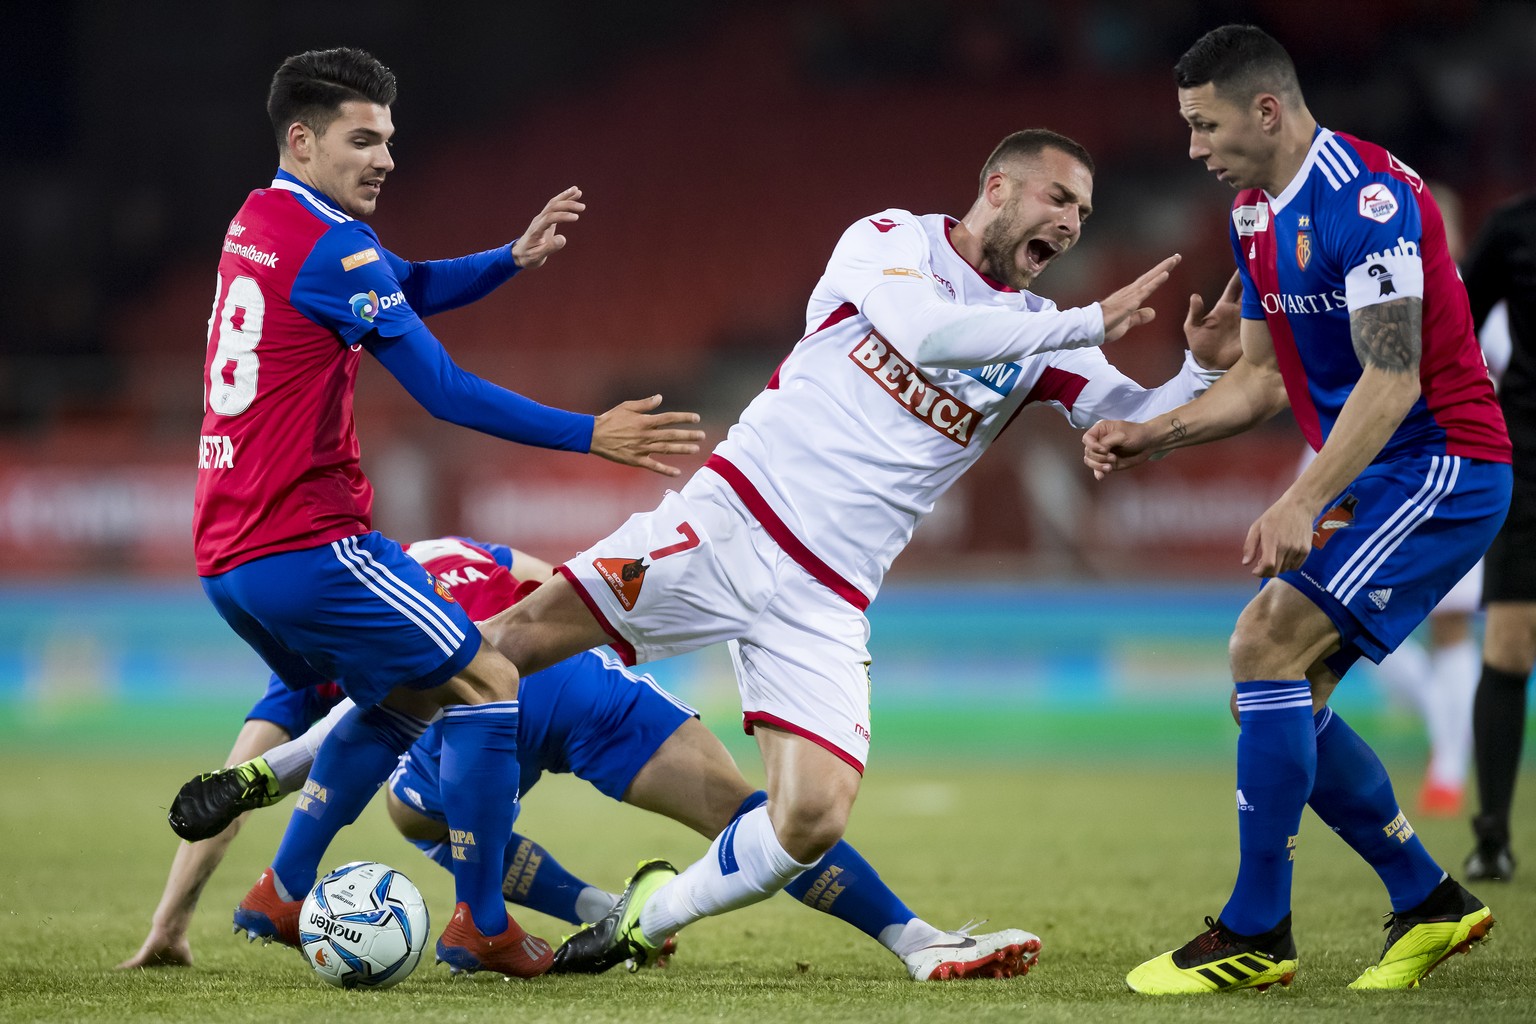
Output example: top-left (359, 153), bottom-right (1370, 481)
top-left (1237, 788), bottom-right (1254, 812)
top-left (1358, 183), bottom-right (1399, 223)
top-left (593, 556), bottom-right (648, 611)
top-left (1368, 587), bottom-right (1393, 610)
top-left (340, 247), bottom-right (381, 271)
top-left (1312, 495), bottom-right (1357, 549)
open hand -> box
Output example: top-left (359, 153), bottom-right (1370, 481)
top-left (590, 395), bottom-right (705, 477)
top-left (1185, 271), bottom-right (1242, 371)
top-left (512, 186), bottom-right (585, 270)
top-left (1099, 254), bottom-right (1181, 343)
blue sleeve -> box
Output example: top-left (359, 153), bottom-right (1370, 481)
top-left (365, 324), bottom-right (594, 451)
top-left (1322, 176), bottom-right (1423, 273)
top-left (290, 223), bottom-right (424, 345)
top-left (383, 244), bottom-right (521, 318)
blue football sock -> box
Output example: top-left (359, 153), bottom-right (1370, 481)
top-left (784, 838), bottom-right (916, 939)
top-left (500, 832), bottom-right (596, 926)
top-left (1309, 707), bottom-right (1445, 911)
top-left (714, 789), bottom-right (912, 941)
top-left (271, 703), bottom-right (427, 898)
top-left (1220, 680), bottom-right (1316, 936)
top-left (408, 835), bottom-right (454, 873)
top-left (438, 701), bottom-right (521, 934)
top-left (409, 830), bottom-right (595, 926)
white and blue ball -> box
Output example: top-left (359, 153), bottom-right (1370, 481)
top-left (299, 862), bottom-right (429, 989)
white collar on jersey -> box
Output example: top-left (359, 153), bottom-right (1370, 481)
top-left (1266, 127), bottom-right (1360, 215)
top-left (269, 172), bottom-right (353, 224)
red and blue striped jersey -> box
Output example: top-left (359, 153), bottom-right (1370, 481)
top-left (1230, 128), bottom-right (1508, 464)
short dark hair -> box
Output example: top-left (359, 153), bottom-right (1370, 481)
top-left (1174, 25), bottom-right (1302, 106)
top-left (267, 47), bottom-right (397, 149)
top-left (978, 129), bottom-right (1095, 194)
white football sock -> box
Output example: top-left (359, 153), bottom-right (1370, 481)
top-left (263, 698), bottom-right (354, 792)
top-left (880, 917), bottom-right (944, 957)
top-left (1425, 637), bottom-right (1479, 788)
top-left (576, 887), bottom-right (619, 925)
top-left (638, 805), bottom-right (817, 943)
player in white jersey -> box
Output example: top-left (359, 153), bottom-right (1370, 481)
top-left (482, 129), bottom-right (1240, 973)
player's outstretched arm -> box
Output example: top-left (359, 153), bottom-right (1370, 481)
top-left (589, 395), bottom-right (705, 477)
top-left (1082, 316), bottom-right (1287, 480)
top-left (512, 186), bottom-right (585, 271)
top-left (117, 720), bottom-right (290, 969)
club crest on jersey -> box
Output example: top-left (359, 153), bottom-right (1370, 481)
top-left (1295, 215), bottom-right (1313, 270)
top-left (427, 573), bottom-right (457, 603)
top-left (593, 556), bottom-right (648, 611)
top-left (849, 331), bottom-right (979, 445)
top-left (1358, 183), bottom-right (1399, 223)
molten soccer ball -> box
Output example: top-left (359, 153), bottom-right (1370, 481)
top-left (299, 862), bottom-right (429, 989)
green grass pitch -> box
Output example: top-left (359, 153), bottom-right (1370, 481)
top-left (1, 714), bottom-right (1533, 1024)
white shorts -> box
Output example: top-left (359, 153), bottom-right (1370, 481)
top-left (560, 470), bottom-right (874, 771)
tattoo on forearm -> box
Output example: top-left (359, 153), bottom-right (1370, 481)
top-left (1169, 417), bottom-right (1187, 443)
top-left (1350, 298), bottom-right (1422, 373)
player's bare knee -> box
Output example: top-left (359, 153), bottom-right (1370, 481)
top-left (768, 787), bottom-right (855, 862)
top-left (385, 791), bottom-right (445, 843)
top-left (440, 641), bottom-right (519, 706)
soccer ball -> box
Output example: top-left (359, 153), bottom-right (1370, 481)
top-left (299, 862), bottom-right (429, 989)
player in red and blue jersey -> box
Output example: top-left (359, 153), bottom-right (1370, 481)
top-left (193, 47), bottom-right (702, 979)
top-left (1083, 26), bottom-right (1510, 994)
top-left (160, 536), bottom-right (1038, 982)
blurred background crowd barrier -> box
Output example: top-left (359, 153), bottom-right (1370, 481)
top-left (2, 1), bottom-right (1531, 738)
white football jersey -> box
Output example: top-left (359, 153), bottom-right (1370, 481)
top-left (708, 209), bottom-right (1211, 604)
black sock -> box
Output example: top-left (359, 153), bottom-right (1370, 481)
top-left (1472, 664), bottom-right (1529, 827)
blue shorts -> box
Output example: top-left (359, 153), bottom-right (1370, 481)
top-left (244, 674), bottom-right (348, 739)
top-left (201, 531), bottom-right (480, 708)
top-left (388, 647), bottom-right (696, 822)
top-left (1279, 454), bottom-right (1511, 675)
